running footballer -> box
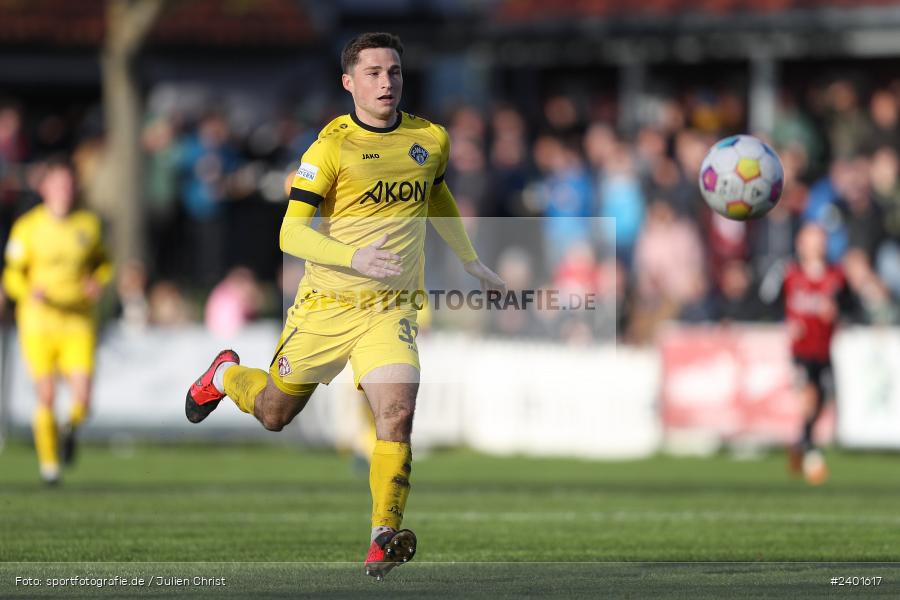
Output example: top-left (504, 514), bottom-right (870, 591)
top-left (184, 32), bottom-right (505, 579)
top-left (2, 157), bottom-right (111, 484)
top-left (763, 223), bottom-right (849, 485)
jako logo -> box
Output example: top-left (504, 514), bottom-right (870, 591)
top-left (360, 180), bottom-right (428, 204)
top-left (362, 153), bottom-right (380, 160)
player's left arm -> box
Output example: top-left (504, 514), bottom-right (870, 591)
top-left (837, 274), bottom-right (854, 315)
top-left (84, 217), bottom-right (113, 302)
top-left (428, 127), bottom-right (505, 291)
top-left (835, 266), bottom-right (877, 324)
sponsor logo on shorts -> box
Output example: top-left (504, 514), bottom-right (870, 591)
top-left (277, 356), bottom-right (292, 377)
top-left (296, 162), bottom-right (318, 182)
top-left (408, 143), bottom-right (429, 166)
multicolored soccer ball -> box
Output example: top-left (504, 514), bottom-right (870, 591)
top-left (698, 135), bottom-right (784, 221)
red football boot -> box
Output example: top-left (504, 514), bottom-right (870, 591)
top-left (787, 445), bottom-right (803, 477)
top-left (364, 529), bottom-right (417, 580)
top-left (185, 349), bottom-right (240, 423)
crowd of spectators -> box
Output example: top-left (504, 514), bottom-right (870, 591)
top-left (437, 77), bottom-right (900, 342)
top-left (2, 72), bottom-right (900, 344)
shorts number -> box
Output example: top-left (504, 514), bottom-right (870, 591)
top-left (398, 318), bottom-right (418, 344)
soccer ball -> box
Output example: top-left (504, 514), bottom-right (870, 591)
top-left (698, 135), bottom-right (784, 221)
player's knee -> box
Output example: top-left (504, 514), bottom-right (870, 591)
top-left (35, 381), bottom-right (55, 406)
top-left (258, 404), bottom-right (297, 432)
top-left (259, 411), bottom-right (289, 432)
top-left (256, 388), bottom-right (308, 432)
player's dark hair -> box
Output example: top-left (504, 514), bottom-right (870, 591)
top-left (341, 32), bottom-right (403, 74)
top-left (43, 154), bottom-right (74, 173)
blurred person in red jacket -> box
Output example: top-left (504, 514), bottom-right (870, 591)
top-left (761, 223), bottom-right (850, 485)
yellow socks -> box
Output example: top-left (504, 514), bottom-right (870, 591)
top-left (370, 440), bottom-right (412, 531)
top-left (223, 365), bottom-right (267, 414)
top-left (33, 406), bottom-right (59, 474)
top-left (69, 402), bottom-right (87, 428)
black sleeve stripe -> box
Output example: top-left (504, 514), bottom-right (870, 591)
top-left (290, 188), bottom-right (324, 207)
top-left (433, 172), bottom-right (445, 186)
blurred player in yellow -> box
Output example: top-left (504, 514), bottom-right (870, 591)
top-left (185, 32), bottom-right (504, 579)
top-left (2, 157), bottom-right (112, 484)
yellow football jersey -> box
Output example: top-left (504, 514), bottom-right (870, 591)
top-left (3, 205), bottom-right (111, 322)
top-left (288, 111), bottom-right (448, 305)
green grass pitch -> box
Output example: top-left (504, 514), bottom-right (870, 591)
top-left (1, 443), bottom-right (898, 598)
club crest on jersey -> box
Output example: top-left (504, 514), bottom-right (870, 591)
top-left (277, 356), bottom-right (292, 377)
top-left (408, 143), bottom-right (429, 166)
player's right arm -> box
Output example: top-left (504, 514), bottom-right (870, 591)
top-left (280, 134), bottom-right (401, 278)
top-left (759, 259), bottom-right (787, 308)
top-left (2, 217), bottom-right (30, 302)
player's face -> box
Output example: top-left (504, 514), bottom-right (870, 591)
top-left (796, 225), bottom-right (826, 263)
top-left (344, 47), bottom-right (403, 123)
top-left (40, 167), bottom-right (76, 218)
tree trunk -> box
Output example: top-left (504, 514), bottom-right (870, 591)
top-left (101, 0), bottom-right (165, 266)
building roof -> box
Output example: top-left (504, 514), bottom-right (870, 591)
top-left (0, 0), bottom-right (315, 47)
top-left (495, 0), bottom-right (900, 21)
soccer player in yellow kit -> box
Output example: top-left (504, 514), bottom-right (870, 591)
top-left (2, 158), bottom-right (111, 484)
top-left (185, 32), bottom-right (504, 579)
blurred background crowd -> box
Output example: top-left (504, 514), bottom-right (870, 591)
top-left (2, 0), bottom-right (900, 345)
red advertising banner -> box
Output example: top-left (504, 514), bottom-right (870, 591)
top-left (659, 324), bottom-right (834, 446)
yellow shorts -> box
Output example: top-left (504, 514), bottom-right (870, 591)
top-left (269, 291), bottom-right (420, 396)
top-left (18, 313), bottom-right (96, 378)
